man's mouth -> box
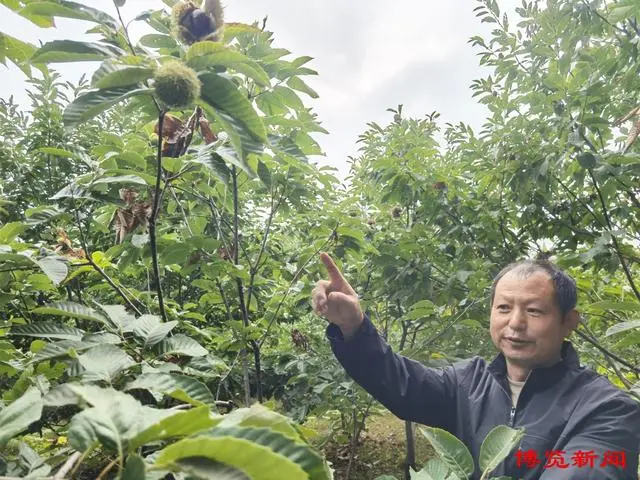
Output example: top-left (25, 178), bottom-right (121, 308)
top-left (505, 337), bottom-right (532, 344)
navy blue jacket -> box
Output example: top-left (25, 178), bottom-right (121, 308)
top-left (327, 316), bottom-right (640, 479)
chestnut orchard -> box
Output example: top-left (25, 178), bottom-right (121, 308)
top-left (0, 1), bottom-right (639, 479)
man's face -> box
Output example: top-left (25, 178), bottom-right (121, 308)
top-left (489, 270), bottom-right (577, 370)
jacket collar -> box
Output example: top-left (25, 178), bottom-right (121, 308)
top-left (487, 340), bottom-right (580, 379)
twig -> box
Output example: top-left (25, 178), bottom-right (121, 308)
top-left (53, 451), bottom-right (82, 479)
top-left (96, 458), bottom-right (119, 480)
top-left (587, 169), bottom-right (640, 301)
top-left (574, 328), bottom-right (640, 374)
top-left (257, 231), bottom-right (335, 349)
top-left (73, 208), bottom-right (142, 315)
top-left (148, 110), bottom-right (168, 322)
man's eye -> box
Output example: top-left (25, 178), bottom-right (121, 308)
top-left (528, 308), bottom-right (542, 314)
top-left (497, 305), bottom-right (509, 311)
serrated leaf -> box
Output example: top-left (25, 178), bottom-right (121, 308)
top-left (153, 435), bottom-right (307, 480)
top-left (587, 301), bottom-right (640, 312)
top-left (479, 425), bottom-right (524, 476)
top-left (218, 404), bottom-right (301, 442)
top-left (10, 322), bottom-right (84, 340)
top-left (91, 174), bottom-right (147, 186)
top-left (93, 65), bottom-right (154, 89)
top-left (129, 315), bottom-right (178, 346)
top-left (186, 41), bottom-right (269, 87)
top-left (215, 144), bottom-right (255, 177)
top-left (139, 33), bottom-right (177, 49)
top-left (78, 344), bottom-right (135, 382)
top-left (605, 320), bottom-right (640, 337)
top-left (125, 373), bottom-right (214, 406)
top-left (33, 301), bottom-right (109, 324)
top-left (24, 205), bottom-right (65, 225)
top-left (420, 427), bottom-right (474, 479)
top-left (157, 334), bottom-right (208, 357)
top-left (287, 76), bottom-right (319, 98)
top-left (63, 87), bottom-right (152, 128)
top-left (31, 39), bottom-right (120, 63)
top-left (32, 340), bottom-right (97, 364)
top-left (66, 385), bottom-right (168, 452)
top-left (130, 405), bottom-right (222, 450)
top-left (0, 32), bottom-right (38, 76)
top-left (0, 222), bottom-right (26, 243)
top-left (410, 458), bottom-right (451, 479)
top-left (20, 1), bottom-right (118, 29)
top-left (32, 256), bottom-right (67, 285)
top-left (208, 426), bottom-right (330, 480)
top-left (199, 72), bottom-right (266, 142)
top-left (0, 387), bottom-right (43, 445)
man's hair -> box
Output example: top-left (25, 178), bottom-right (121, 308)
top-left (490, 259), bottom-right (577, 317)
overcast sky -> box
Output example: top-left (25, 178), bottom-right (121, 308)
top-left (0, 0), bottom-right (520, 181)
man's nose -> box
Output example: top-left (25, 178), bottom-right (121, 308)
top-left (507, 307), bottom-right (527, 330)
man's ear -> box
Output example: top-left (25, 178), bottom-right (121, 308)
top-left (562, 309), bottom-right (580, 336)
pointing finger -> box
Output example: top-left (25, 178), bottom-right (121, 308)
top-left (320, 252), bottom-right (345, 286)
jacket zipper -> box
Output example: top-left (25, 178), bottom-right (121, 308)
top-left (509, 406), bottom-right (516, 426)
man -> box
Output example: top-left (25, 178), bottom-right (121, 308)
top-left (312, 252), bottom-right (640, 479)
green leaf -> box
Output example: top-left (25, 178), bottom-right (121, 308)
top-left (92, 174), bottom-right (147, 186)
top-left (33, 301), bottom-right (110, 324)
top-left (153, 436), bottom-right (307, 480)
top-left (479, 425), bottom-right (524, 476)
top-left (32, 256), bottom-right (67, 285)
top-left (199, 72), bottom-right (267, 142)
top-left (186, 41), bottom-right (269, 87)
top-left (587, 301), bottom-right (640, 312)
top-left (25, 205), bottom-right (65, 225)
top-left (128, 315), bottom-right (178, 346)
top-left (287, 76), bottom-right (319, 98)
top-left (0, 222), bottom-right (26, 243)
top-left (0, 33), bottom-right (38, 76)
top-left (218, 404), bottom-right (302, 442)
top-left (32, 340), bottom-right (98, 363)
top-left (122, 454), bottom-right (145, 480)
top-left (31, 40), bottom-right (120, 63)
top-left (605, 320), bottom-right (640, 337)
top-left (10, 322), bottom-right (84, 341)
top-left (78, 344), bottom-right (135, 382)
top-left (215, 144), bottom-right (256, 178)
top-left (130, 405), bottom-right (222, 450)
top-left (210, 426), bottom-right (330, 480)
top-left (157, 334), bottom-right (208, 357)
top-left (139, 34), bottom-right (177, 49)
top-left (20, 1), bottom-right (118, 29)
top-left (93, 64), bottom-right (154, 89)
top-left (63, 87), bottom-right (152, 128)
top-left (608, 5), bottom-right (638, 23)
top-left (0, 387), bottom-right (43, 445)
top-left (420, 427), bottom-right (474, 479)
top-left (65, 386), bottom-right (167, 452)
top-left (192, 144), bottom-right (231, 183)
top-left (577, 152), bottom-right (597, 169)
top-left (125, 373), bottom-right (214, 406)
top-left (411, 458), bottom-right (450, 479)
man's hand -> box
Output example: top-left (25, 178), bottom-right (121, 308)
top-left (312, 252), bottom-right (364, 339)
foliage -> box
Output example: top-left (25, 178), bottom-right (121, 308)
top-left (0, 0), bottom-right (639, 478)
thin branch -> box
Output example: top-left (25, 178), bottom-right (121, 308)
top-left (148, 110), bottom-right (168, 321)
top-left (53, 451), bottom-right (82, 480)
top-left (73, 207), bottom-right (142, 315)
top-left (257, 231), bottom-right (336, 349)
top-left (574, 327), bottom-right (640, 374)
top-left (587, 169), bottom-right (640, 301)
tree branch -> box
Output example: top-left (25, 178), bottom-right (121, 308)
top-left (148, 110), bottom-right (168, 321)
